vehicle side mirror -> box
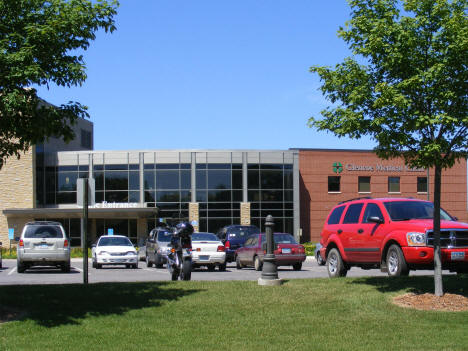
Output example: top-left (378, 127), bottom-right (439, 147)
top-left (91, 244), bottom-right (96, 248)
top-left (368, 216), bottom-right (384, 224)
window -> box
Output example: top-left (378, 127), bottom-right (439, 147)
top-left (80, 129), bottom-right (92, 149)
top-left (363, 203), bottom-right (384, 223)
top-left (328, 176), bottom-right (341, 192)
top-left (358, 176), bottom-right (371, 193)
top-left (417, 177), bottom-right (428, 193)
top-left (343, 203), bottom-right (364, 224)
top-left (388, 177), bottom-right (400, 193)
top-left (328, 205), bottom-right (345, 225)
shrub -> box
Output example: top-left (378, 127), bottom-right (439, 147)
top-left (302, 242), bottom-right (316, 256)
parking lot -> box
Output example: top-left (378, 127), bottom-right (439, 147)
top-left (0, 257), bottom-right (443, 285)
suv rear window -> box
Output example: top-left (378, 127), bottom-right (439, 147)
top-left (24, 225), bottom-right (63, 239)
top-left (157, 230), bottom-right (172, 242)
top-left (327, 206), bottom-right (345, 225)
top-left (227, 226), bottom-right (259, 239)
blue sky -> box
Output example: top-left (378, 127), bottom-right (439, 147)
top-left (36, 0), bottom-right (376, 151)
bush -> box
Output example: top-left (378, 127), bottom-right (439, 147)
top-left (1, 247), bottom-right (17, 259)
top-left (302, 242), bottom-right (316, 256)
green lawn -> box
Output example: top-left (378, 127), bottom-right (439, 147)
top-left (1, 276), bottom-right (467, 351)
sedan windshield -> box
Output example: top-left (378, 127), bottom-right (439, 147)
top-left (98, 237), bottom-right (133, 247)
top-left (383, 201), bottom-right (453, 221)
top-left (192, 233), bottom-right (218, 241)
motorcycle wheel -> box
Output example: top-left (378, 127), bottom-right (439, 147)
top-left (171, 268), bottom-right (179, 281)
top-left (181, 260), bottom-right (192, 281)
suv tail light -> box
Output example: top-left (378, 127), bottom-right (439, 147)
top-left (225, 241), bottom-right (231, 249)
top-left (64, 239), bottom-right (69, 248)
top-left (19, 239), bottom-right (24, 247)
top-left (217, 245), bottom-right (225, 252)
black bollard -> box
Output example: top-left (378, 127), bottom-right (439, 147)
top-left (258, 215), bottom-right (282, 286)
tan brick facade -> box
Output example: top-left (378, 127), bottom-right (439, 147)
top-left (0, 148), bottom-right (36, 246)
top-left (240, 202), bottom-right (251, 225)
top-left (299, 150), bottom-right (467, 243)
top-left (189, 202), bottom-right (200, 232)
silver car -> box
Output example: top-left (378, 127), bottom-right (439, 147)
top-left (145, 227), bottom-right (173, 268)
top-left (17, 221), bottom-right (71, 273)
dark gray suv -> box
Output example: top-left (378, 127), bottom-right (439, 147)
top-left (216, 225), bottom-right (260, 262)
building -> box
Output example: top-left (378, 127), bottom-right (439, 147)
top-left (0, 121), bottom-right (466, 246)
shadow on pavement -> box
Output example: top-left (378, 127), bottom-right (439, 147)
top-left (0, 282), bottom-right (204, 327)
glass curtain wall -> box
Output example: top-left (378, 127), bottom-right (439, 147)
top-left (44, 166), bottom-right (89, 205)
top-left (248, 164), bottom-right (294, 233)
top-left (196, 163), bottom-right (243, 232)
top-left (144, 163), bottom-right (191, 221)
top-left (94, 163), bottom-right (139, 203)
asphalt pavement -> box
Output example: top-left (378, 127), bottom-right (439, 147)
top-left (0, 257), bottom-right (444, 285)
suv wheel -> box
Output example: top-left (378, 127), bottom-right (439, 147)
top-left (316, 252), bottom-right (326, 266)
top-left (386, 244), bottom-right (409, 277)
top-left (327, 248), bottom-right (347, 277)
top-left (61, 263), bottom-right (71, 273)
top-left (218, 262), bottom-right (227, 271)
top-left (17, 261), bottom-right (27, 273)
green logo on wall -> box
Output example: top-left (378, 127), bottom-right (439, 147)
top-left (333, 162), bottom-right (343, 174)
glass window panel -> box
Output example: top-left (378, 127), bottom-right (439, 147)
top-left (79, 165), bottom-right (89, 172)
top-left (343, 203), bottom-right (364, 224)
top-left (417, 177), bottom-right (428, 193)
top-left (233, 210), bottom-right (240, 217)
top-left (56, 192), bottom-right (76, 204)
top-left (156, 191), bottom-right (180, 202)
top-left (261, 210), bottom-right (284, 217)
top-left (94, 165), bottom-right (104, 171)
top-left (181, 170), bottom-right (191, 189)
top-left (180, 163), bottom-right (191, 169)
top-left (261, 202), bottom-right (284, 209)
top-left (284, 169), bottom-right (293, 189)
top-left (358, 176), bottom-right (371, 192)
top-left (46, 170), bottom-right (56, 192)
top-left (232, 170), bottom-right (242, 189)
top-left (145, 191), bottom-right (155, 202)
top-left (196, 163), bottom-right (206, 169)
top-left (156, 164), bottom-right (179, 169)
top-left (129, 164), bottom-right (139, 170)
top-left (144, 164), bottom-right (155, 170)
top-left (57, 172), bottom-right (78, 191)
top-left (208, 190), bottom-right (231, 202)
top-left (207, 170), bottom-right (231, 189)
top-left (105, 164), bottom-right (127, 171)
top-left (58, 166), bottom-right (78, 172)
top-left (144, 171), bottom-right (155, 190)
top-left (196, 191), bottom-right (207, 202)
top-left (156, 203), bottom-right (180, 211)
top-left (79, 172), bottom-right (88, 179)
top-left (46, 192), bottom-right (55, 204)
top-left (261, 164), bottom-right (283, 170)
top-left (261, 190), bottom-right (283, 202)
top-left (129, 219), bottom-right (137, 237)
top-left (261, 170), bottom-right (283, 189)
top-left (95, 191), bottom-right (104, 203)
top-left (284, 164), bottom-right (293, 170)
top-left (94, 172), bottom-right (104, 190)
top-left (129, 171), bottom-right (139, 190)
top-left (284, 190), bottom-right (293, 202)
top-left (232, 163), bottom-right (242, 169)
top-left (284, 202), bottom-right (293, 209)
top-left (285, 210), bottom-right (294, 217)
top-left (200, 209), bottom-right (207, 217)
top-left (207, 164), bottom-right (231, 169)
top-left (105, 171), bottom-right (128, 190)
top-left (196, 170), bottom-right (207, 189)
top-left (207, 218), bottom-right (232, 233)
top-left (328, 176), bottom-right (340, 192)
top-left (181, 191), bottom-right (191, 202)
top-left (248, 170), bottom-right (259, 189)
top-left (156, 170), bottom-right (179, 189)
top-left (284, 218), bottom-right (293, 235)
top-left (388, 177), bottom-right (400, 192)
top-left (105, 191), bottom-right (129, 202)
top-left (199, 219), bottom-right (207, 232)
top-left (248, 164), bottom-right (259, 169)
top-left (181, 202), bottom-right (189, 210)
top-left (208, 203), bottom-right (231, 209)
top-left (129, 191), bottom-right (140, 203)
top-left (209, 210), bottom-right (232, 217)
top-left (248, 190), bottom-right (260, 202)
top-left (232, 190), bottom-right (243, 202)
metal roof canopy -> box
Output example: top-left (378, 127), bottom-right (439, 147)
top-left (3, 207), bottom-right (158, 219)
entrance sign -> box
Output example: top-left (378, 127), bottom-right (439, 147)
top-left (8, 228), bottom-right (14, 240)
top-left (108, 228), bottom-right (114, 236)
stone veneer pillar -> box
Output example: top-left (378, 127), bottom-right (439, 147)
top-left (189, 202), bottom-right (199, 232)
top-left (240, 202), bottom-right (251, 225)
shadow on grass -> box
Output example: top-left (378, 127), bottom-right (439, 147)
top-left (0, 282), bottom-right (203, 328)
top-left (348, 274), bottom-right (468, 296)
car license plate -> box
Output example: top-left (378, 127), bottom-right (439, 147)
top-left (281, 248), bottom-right (291, 254)
top-left (199, 255), bottom-right (210, 261)
top-left (41, 244), bottom-right (49, 249)
top-left (451, 252), bottom-right (465, 261)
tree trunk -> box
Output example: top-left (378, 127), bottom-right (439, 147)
top-left (433, 165), bottom-right (443, 296)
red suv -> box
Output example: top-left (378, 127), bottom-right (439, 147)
top-left (318, 198), bottom-right (468, 277)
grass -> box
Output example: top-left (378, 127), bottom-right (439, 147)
top-left (0, 275), bottom-right (467, 351)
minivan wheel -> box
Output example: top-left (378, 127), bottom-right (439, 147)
top-left (386, 244), bottom-right (409, 277)
top-left (326, 248), bottom-right (347, 277)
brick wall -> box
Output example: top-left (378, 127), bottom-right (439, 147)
top-left (299, 150), bottom-right (467, 243)
top-left (0, 149), bottom-right (35, 246)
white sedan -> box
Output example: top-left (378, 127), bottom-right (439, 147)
top-left (191, 232), bottom-right (226, 271)
top-left (92, 235), bottom-right (138, 269)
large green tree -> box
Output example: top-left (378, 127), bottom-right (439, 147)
top-left (309, 0), bottom-right (467, 296)
top-left (0, 0), bottom-right (118, 167)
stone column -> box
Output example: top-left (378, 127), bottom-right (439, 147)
top-left (240, 202), bottom-right (251, 225)
top-left (189, 202), bottom-right (199, 232)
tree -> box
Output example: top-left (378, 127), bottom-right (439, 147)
top-left (0, 0), bottom-right (119, 168)
top-left (309, 0), bottom-right (467, 296)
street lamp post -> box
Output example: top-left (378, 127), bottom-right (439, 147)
top-left (258, 215), bottom-right (282, 286)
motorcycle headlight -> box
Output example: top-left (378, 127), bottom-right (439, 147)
top-left (406, 232), bottom-right (426, 246)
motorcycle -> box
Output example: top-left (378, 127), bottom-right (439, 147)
top-left (166, 222), bottom-right (193, 281)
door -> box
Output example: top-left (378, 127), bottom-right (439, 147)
top-left (340, 202), bottom-right (365, 262)
top-left (355, 202), bottom-right (386, 262)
